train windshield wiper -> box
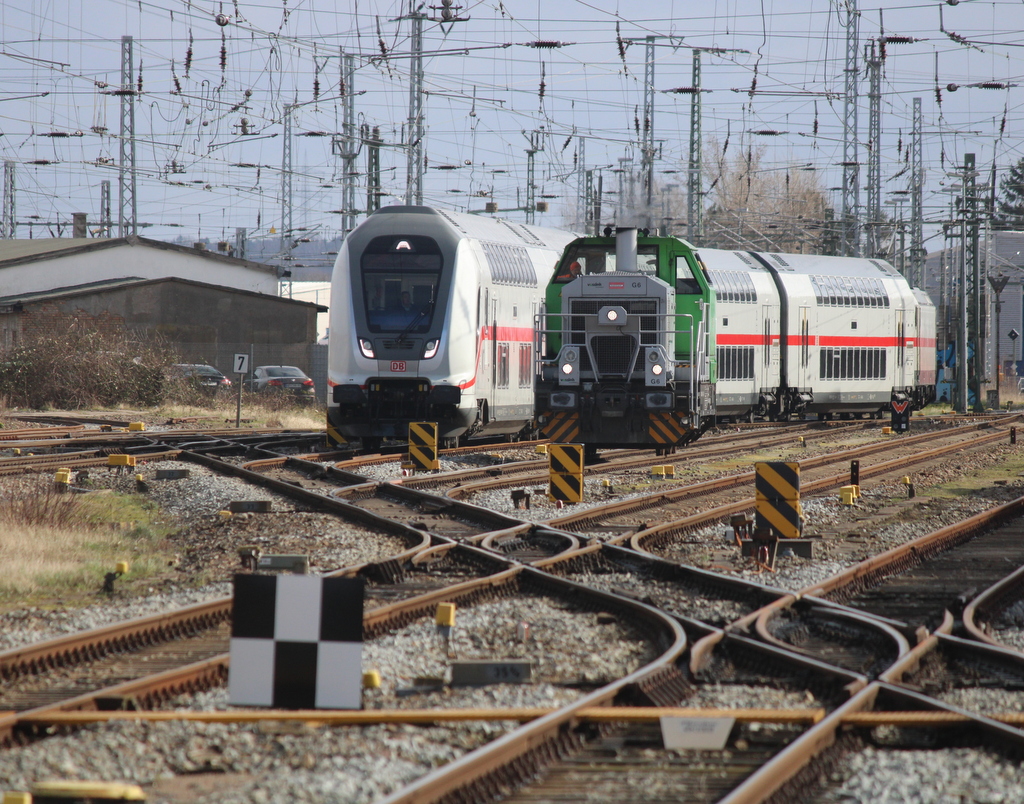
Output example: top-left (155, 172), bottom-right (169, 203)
top-left (396, 298), bottom-right (433, 343)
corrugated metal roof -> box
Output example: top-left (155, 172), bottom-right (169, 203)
top-left (0, 235), bottom-right (278, 274)
top-left (0, 275), bottom-right (327, 310)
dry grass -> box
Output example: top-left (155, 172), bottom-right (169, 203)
top-left (0, 480), bottom-right (172, 600)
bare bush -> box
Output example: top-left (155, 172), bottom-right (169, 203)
top-left (0, 327), bottom-right (174, 409)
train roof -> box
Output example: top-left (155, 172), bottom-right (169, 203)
top-left (362, 205), bottom-right (578, 251)
top-left (750, 251), bottom-right (904, 280)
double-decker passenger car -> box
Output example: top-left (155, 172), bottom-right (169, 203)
top-left (327, 206), bottom-right (577, 450)
top-left (534, 228), bottom-right (936, 452)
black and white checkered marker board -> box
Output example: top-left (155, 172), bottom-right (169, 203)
top-left (229, 574), bottom-right (364, 709)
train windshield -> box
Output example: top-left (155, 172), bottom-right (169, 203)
top-left (554, 243), bottom-right (659, 282)
top-left (360, 235), bottom-right (442, 333)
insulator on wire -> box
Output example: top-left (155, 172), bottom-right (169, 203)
top-left (185, 31), bottom-right (193, 77)
top-left (220, 32), bottom-right (227, 72)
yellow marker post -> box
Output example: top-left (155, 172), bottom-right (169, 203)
top-left (548, 443), bottom-right (584, 503)
top-left (408, 422), bottom-right (440, 472)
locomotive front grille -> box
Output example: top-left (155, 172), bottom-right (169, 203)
top-left (590, 335), bottom-right (637, 377)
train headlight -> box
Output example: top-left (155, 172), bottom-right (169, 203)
top-left (598, 306), bottom-right (628, 326)
top-left (423, 340), bottom-right (439, 359)
top-left (359, 339), bottom-right (375, 358)
top-left (557, 346), bottom-right (580, 386)
top-left (645, 346), bottom-right (670, 387)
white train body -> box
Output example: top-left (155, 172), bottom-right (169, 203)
top-left (327, 206), bottom-right (577, 447)
top-left (703, 247), bottom-right (936, 420)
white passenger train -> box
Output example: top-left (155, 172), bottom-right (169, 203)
top-left (326, 205), bottom-right (578, 449)
top-left (704, 247), bottom-right (937, 421)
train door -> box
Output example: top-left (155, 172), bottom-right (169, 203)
top-left (896, 308), bottom-right (910, 387)
top-left (795, 305), bottom-right (811, 388)
top-left (763, 303), bottom-right (780, 381)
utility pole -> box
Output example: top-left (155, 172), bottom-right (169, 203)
top-left (840, 0), bottom-right (860, 257)
top-left (404, 2), bottom-right (426, 205)
top-left (118, 35), bottom-right (138, 237)
top-left (2, 161), bottom-right (14, 239)
top-left (989, 274), bottom-right (1010, 408)
top-left (909, 98), bottom-right (924, 288)
top-left (366, 125), bottom-right (382, 215)
top-left (235, 227), bottom-right (247, 260)
top-left (577, 136), bottom-right (588, 230)
top-left (865, 39), bottom-right (881, 258)
top-left (583, 168), bottom-right (595, 233)
top-left (100, 180), bottom-right (112, 237)
top-left (524, 130), bottom-right (544, 225)
top-left (593, 171), bottom-right (603, 236)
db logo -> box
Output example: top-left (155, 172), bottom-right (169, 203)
top-left (390, 360), bottom-right (407, 372)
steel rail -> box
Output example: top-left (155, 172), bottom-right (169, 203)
top-left (718, 680), bottom-right (1024, 804)
top-left (962, 562), bottom-right (1024, 647)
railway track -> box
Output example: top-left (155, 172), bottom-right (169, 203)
top-left (2, 416), bottom-right (1024, 801)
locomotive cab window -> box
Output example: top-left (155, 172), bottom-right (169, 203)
top-left (361, 235), bottom-right (442, 334)
top-left (554, 243), bottom-right (659, 282)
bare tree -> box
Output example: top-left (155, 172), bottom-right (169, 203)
top-left (700, 138), bottom-right (833, 253)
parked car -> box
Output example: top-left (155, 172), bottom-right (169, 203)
top-left (166, 363), bottom-right (232, 393)
top-left (247, 365), bottom-right (316, 400)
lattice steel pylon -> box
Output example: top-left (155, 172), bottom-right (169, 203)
top-left (641, 36), bottom-right (656, 227)
top-left (909, 97), bottom-right (924, 288)
top-left (404, 4), bottom-right (425, 206)
top-left (118, 35), bottom-right (138, 238)
top-left (2, 161), bottom-right (14, 239)
top-left (687, 50), bottom-right (703, 244)
top-left (525, 130), bottom-right (544, 226)
top-left (840, 1), bottom-right (861, 257)
top-left (865, 39), bottom-right (881, 259)
top-left (337, 52), bottom-right (359, 238)
top-left (280, 104), bottom-right (294, 260)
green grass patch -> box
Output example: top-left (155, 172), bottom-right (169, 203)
top-left (0, 484), bottom-right (178, 604)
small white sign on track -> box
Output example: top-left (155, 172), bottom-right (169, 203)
top-left (233, 353), bottom-right (250, 374)
top-left (660, 716), bottom-right (735, 750)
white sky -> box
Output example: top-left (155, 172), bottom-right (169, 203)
top-left (1, 0), bottom-right (1022, 255)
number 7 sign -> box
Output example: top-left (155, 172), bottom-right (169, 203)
top-left (234, 353), bottom-right (250, 374)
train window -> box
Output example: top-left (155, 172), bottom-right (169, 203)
top-left (718, 346), bottom-right (755, 380)
top-left (497, 343), bottom-right (510, 388)
top-left (518, 343), bottom-right (532, 387)
top-left (361, 235), bottom-right (441, 334)
top-left (820, 347), bottom-right (886, 380)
